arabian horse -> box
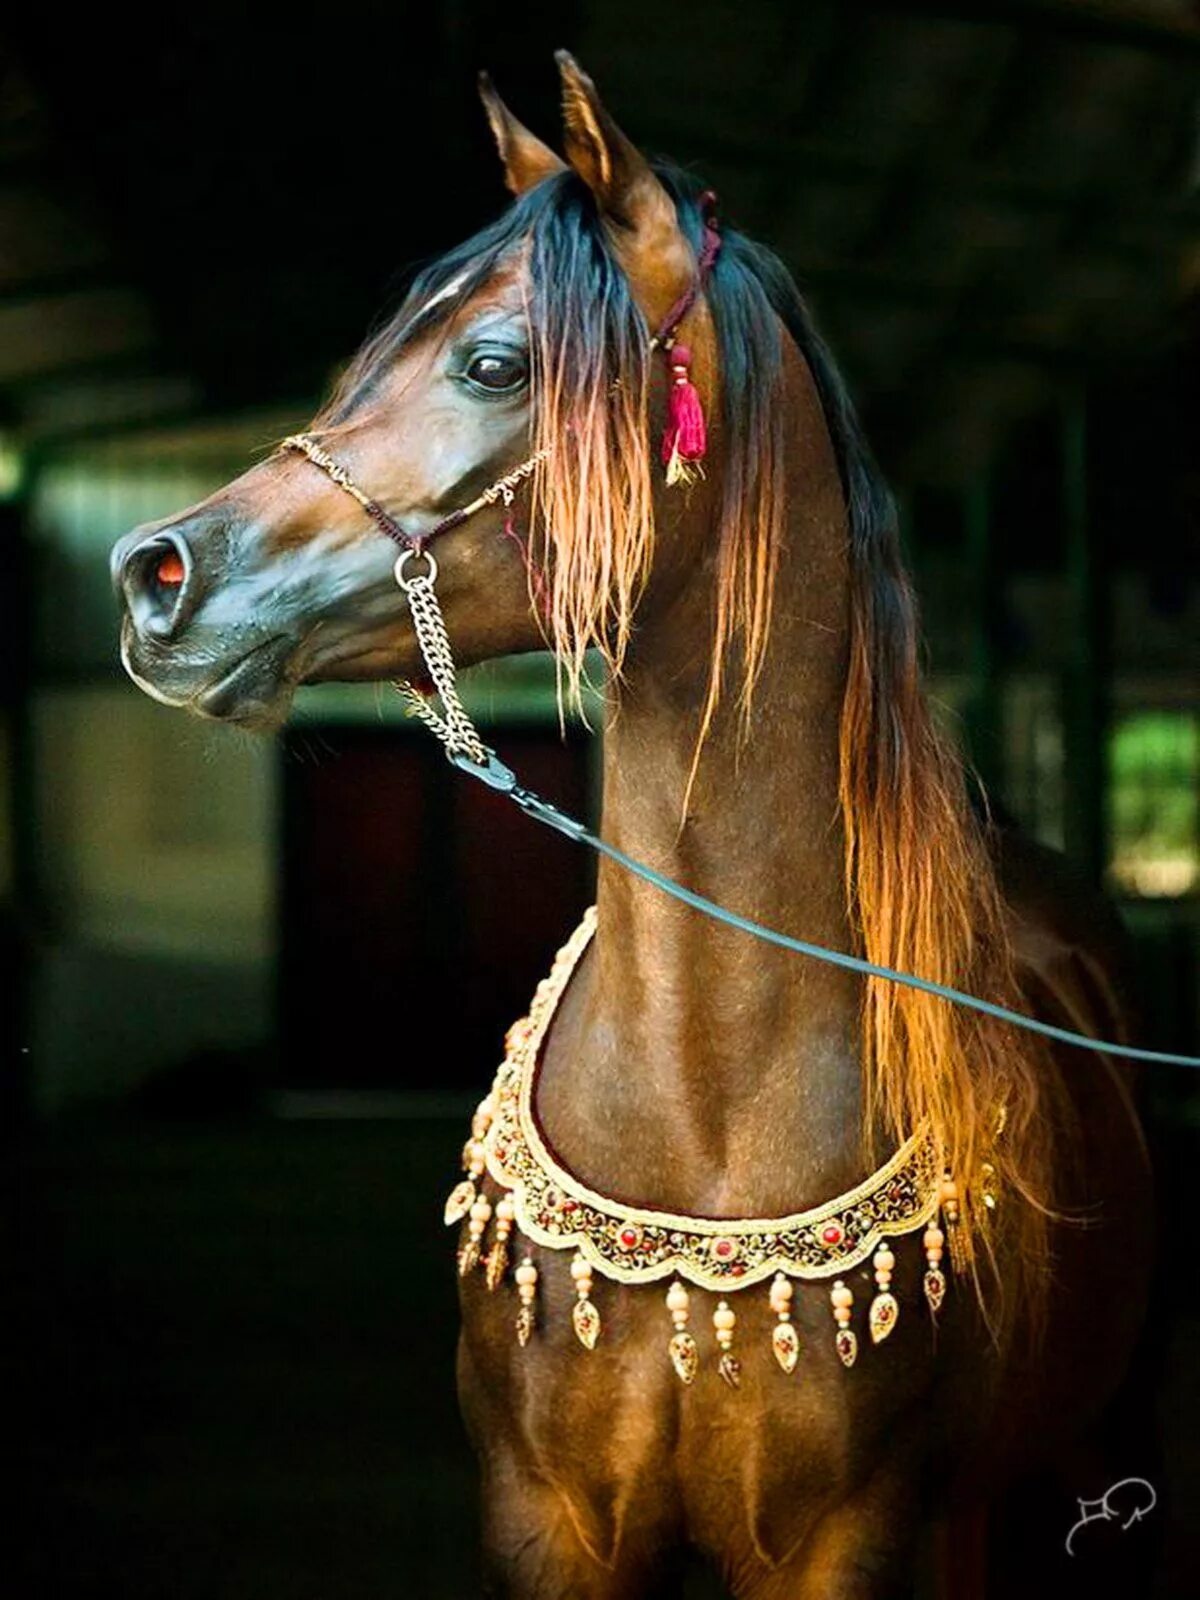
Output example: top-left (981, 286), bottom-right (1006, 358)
top-left (111, 53), bottom-right (1151, 1599)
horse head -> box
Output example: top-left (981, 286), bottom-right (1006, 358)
top-left (110, 52), bottom-right (725, 730)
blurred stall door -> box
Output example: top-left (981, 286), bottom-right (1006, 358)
top-left (280, 724), bottom-right (593, 1092)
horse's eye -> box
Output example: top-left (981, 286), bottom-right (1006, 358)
top-left (463, 351), bottom-right (528, 394)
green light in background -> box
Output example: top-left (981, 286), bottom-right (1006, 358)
top-left (0, 434), bottom-right (24, 501)
top-left (1109, 710), bottom-right (1199, 898)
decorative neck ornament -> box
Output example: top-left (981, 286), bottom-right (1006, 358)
top-left (448, 908), bottom-right (987, 1388)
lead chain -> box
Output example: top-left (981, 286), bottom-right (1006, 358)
top-left (393, 554), bottom-right (488, 766)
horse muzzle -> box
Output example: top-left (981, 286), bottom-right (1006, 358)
top-left (111, 512), bottom-right (303, 725)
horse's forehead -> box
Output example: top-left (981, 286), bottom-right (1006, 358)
top-left (392, 254), bottom-right (527, 374)
top-left (447, 253), bottom-right (527, 323)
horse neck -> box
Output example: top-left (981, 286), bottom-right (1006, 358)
top-left (548, 342), bottom-right (868, 1215)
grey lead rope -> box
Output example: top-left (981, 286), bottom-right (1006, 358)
top-left (397, 564), bottom-right (1200, 1073)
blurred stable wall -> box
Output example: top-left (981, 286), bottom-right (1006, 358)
top-left (19, 436), bottom-right (280, 1111)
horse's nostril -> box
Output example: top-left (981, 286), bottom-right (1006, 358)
top-left (155, 549), bottom-right (186, 588)
top-left (120, 531), bottom-right (196, 640)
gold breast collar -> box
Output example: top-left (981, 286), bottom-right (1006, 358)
top-left (446, 908), bottom-right (983, 1387)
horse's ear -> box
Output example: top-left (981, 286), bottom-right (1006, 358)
top-left (478, 72), bottom-right (566, 196)
top-left (554, 50), bottom-right (693, 322)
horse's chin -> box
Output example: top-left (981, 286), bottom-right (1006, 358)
top-left (120, 624), bottom-right (301, 732)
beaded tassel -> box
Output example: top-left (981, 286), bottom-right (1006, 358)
top-left (515, 1256), bottom-right (538, 1347)
top-left (713, 1300), bottom-right (741, 1389)
top-left (869, 1243), bottom-right (899, 1344)
top-left (769, 1273), bottom-right (800, 1373)
top-left (660, 342), bottom-right (707, 486)
top-left (923, 1220), bottom-right (947, 1314)
top-left (941, 1173), bottom-right (969, 1275)
top-left (458, 1192), bottom-right (492, 1277)
top-left (485, 1194), bottom-right (515, 1292)
top-left (444, 1095), bottom-right (494, 1226)
top-left (570, 1253), bottom-right (601, 1349)
top-left (831, 1279), bottom-right (857, 1366)
top-left (665, 1280), bottom-right (698, 1385)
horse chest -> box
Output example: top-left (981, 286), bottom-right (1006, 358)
top-left (459, 1243), bottom-right (943, 1557)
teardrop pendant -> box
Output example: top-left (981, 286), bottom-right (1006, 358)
top-left (514, 1255), bottom-right (538, 1347)
top-left (665, 1280), bottom-right (697, 1385)
top-left (713, 1300), bottom-right (741, 1389)
top-left (768, 1273), bottom-right (799, 1374)
top-left (830, 1279), bottom-right (857, 1367)
top-left (485, 1194), bottom-right (514, 1291)
top-left (443, 1178), bottom-right (475, 1228)
top-left (869, 1243), bottom-right (899, 1345)
top-left (569, 1253), bottom-right (601, 1349)
top-left (458, 1192), bottom-right (492, 1278)
top-left (444, 1132), bottom-right (487, 1226)
top-left (669, 1330), bottom-right (698, 1384)
top-left (923, 1221), bottom-right (947, 1314)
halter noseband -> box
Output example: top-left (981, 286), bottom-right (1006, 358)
top-left (278, 433), bottom-right (550, 564)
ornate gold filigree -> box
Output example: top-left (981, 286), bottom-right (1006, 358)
top-left (446, 908), bottom-right (1000, 1376)
top-left (481, 908), bottom-right (943, 1293)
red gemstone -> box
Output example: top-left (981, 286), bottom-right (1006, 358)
top-left (729, 1263), bottom-right (746, 1277)
top-left (618, 1226), bottom-right (641, 1250)
top-left (714, 1239), bottom-right (734, 1258)
top-left (561, 1200), bottom-right (579, 1213)
top-left (822, 1224), bottom-right (843, 1245)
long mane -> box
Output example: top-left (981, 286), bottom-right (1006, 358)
top-left (317, 165), bottom-right (1070, 1336)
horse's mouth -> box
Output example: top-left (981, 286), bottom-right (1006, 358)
top-left (193, 634), bottom-right (295, 723)
top-left (120, 623), bottom-right (298, 727)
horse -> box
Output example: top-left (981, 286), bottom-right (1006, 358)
top-left (111, 52), bottom-right (1152, 1599)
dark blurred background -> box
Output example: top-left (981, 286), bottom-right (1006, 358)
top-left (4, 2), bottom-right (1197, 1596)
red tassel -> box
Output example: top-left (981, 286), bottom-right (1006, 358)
top-left (660, 343), bottom-right (706, 485)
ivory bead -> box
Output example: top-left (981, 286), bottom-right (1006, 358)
top-left (469, 1197), bottom-right (492, 1223)
top-left (496, 1195), bottom-right (515, 1224)
top-left (713, 1302), bottom-right (736, 1332)
top-left (666, 1282), bottom-right (690, 1315)
top-left (570, 1256), bottom-right (591, 1282)
top-left (831, 1282), bottom-right (853, 1310)
top-left (515, 1261), bottom-right (538, 1288)
top-left (875, 1248), bottom-right (894, 1273)
top-left (924, 1226), bottom-right (944, 1249)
